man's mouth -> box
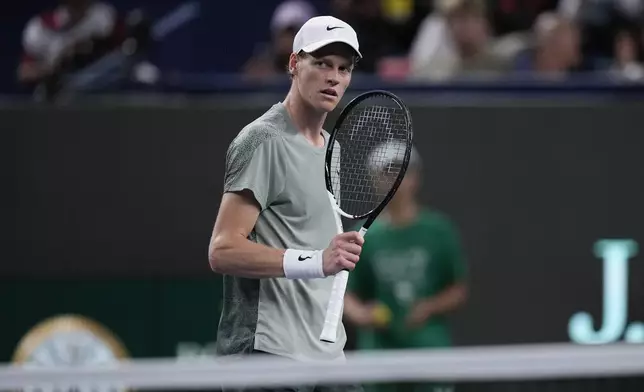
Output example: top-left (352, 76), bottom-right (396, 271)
top-left (321, 89), bottom-right (338, 97)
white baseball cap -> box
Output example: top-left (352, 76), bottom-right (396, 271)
top-left (293, 16), bottom-right (362, 58)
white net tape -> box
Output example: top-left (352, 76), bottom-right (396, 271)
top-left (1, 343), bottom-right (643, 391)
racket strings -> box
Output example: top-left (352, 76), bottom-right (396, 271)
top-left (329, 98), bottom-right (410, 217)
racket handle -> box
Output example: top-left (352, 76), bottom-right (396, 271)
top-left (319, 226), bottom-right (368, 343)
top-left (320, 269), bottom-right (349, 342)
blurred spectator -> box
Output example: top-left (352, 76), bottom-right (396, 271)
top-left (375, 0), bottom-right (434, 81)
top-left (18, 0), bottom-right (126, 99)
top-left (380, 0), bottom-right (434, 54)
top-left (513, 12), bottom-right (582, 79)
top-left (409, 0), bottom-right (510, 81)
top-left (488, 0), bottom-right (559, 36)
top-left (344, 144), bottom-right (468, 392)
top-left (330, 0), bottom-right (398, 73)
top-left (558, 0), bottom-right (644, 66)
top-left (243, 0), bottom-right (317, 81)
top-left (609, 28), bottom-right (644, 80)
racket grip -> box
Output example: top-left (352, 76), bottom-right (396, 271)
top-left (321, 191), bottom-right (345, 343)
top-left (319, 226), bottom-right (368, 343)
top-left (320, 269), bottom-right (349, 342)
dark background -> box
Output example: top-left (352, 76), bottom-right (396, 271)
top-left (2, 99), bottom-right (643, 361)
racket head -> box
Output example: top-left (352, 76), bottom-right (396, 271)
top-left (325, 90), bottom-right (413, 227)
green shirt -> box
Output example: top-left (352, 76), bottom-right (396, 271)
top-left (348, 208), bottom-right (467, 349)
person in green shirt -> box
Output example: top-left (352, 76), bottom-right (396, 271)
top-left (344, 144), bottom-right (468, 392)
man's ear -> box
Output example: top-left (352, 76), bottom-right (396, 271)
top-left (288, 52), bottom-right (299, 76)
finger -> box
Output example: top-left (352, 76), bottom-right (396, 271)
top-left (340, 242), bottom-right (362, 256)
top-left (339, 256), bottom-right (357, 271)
top-left (340, 249), bottom-right (359, 263)
top-left (341, 231), bottom-right (364, 245)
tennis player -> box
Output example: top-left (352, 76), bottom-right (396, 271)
top-left (344, 144), bottom-right (468, 392)
top-left (208, 14), bottom-right (364, 374)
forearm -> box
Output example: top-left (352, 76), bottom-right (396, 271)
top-left (17, 62), bottom-right (51, 83)
top-left (422, 282), bottom-right (468, 316)
top-left (209, 233), bottom-right (286, 278)
top-left (343, 293), bottom-right (371, 326)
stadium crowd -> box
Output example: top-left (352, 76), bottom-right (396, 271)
top-left (244, 0), bottom-right (644, 82)
top-left (17, 0), bottom-right (644, 99)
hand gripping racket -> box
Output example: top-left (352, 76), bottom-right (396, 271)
top-left (319, 90), bottom-right (414, 343)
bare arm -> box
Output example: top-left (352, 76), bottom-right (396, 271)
top-left (343, 292), bottom-right (372, 326)
top-left (208, 190), bottom-right (286, 278)
top-left (17, 61), bottom-right (50, 83)
top-left (208, 189), bottom-right (364, 279)
top-left (420, 282), bottom-right (468, 316)
top-left (406, 282), bottom-right (468, 328)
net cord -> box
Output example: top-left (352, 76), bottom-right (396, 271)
top-left (0, 343), bottom-right (642, 390)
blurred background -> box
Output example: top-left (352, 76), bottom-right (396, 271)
top-left (4, 0), bottom-right (644, 97)
top-left (2, 0), bottom-right (644, 390)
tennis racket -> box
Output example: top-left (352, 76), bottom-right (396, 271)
top-left (319, 90), bottom-right (414, 343)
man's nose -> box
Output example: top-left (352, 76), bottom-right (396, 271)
top-left (326, 69), bottom-right (340, 85)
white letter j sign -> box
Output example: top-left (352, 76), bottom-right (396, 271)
top-left (568, 239), bottom-right (643, 344)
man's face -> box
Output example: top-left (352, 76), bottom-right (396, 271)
top-left (449, 10), bottom-right (489, 52)
top-left (399, 167), bottom-right (419, 196)
top-left (553, 23), bottom-right (580, 66)
top-left (375, 164), bottom-right (419, 205)
top-left (372, 161), bottom-right (419, 200)
top-left (292, 43), bottom-right (355, 113)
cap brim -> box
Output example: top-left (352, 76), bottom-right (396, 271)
top-left (301, 38), bottom-right (362, 59)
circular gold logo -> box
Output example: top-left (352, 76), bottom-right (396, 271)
top-left (12, 314), bottom-right (129, 392)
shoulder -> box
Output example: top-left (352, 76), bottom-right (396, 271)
top-left (226, 105), bottom-right (287, 164)
top-left (86, 1), bottom-right (117, 21)
top-left (90, 1), bottom-right (117, 14)
top-left (22, 12), bottom-right (57, 55)
top-left (84, 2), bottom-right (117, 34)
top-left (229, 113), bottom-right (283, 151)
top-left (411, 13), bottom-right (448, 46)
top-left (420, 209), bottom-right (460, 234)
top-left (22, 16), bottom-right (42, 42)
top-left (22, 12), bottom-right (50, 42)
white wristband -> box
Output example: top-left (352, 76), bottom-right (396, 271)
top-left (283, 249), bottom-right (325, 279)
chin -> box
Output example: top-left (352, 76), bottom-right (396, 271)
top-left (316, 99), bottom-right (339, 113)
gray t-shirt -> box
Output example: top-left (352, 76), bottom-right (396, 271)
top-left (215, 102), bottom-right (346, 361)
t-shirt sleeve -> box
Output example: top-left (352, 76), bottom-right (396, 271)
top-left (223, 128), bottom-right (285, 210)
top-left (22, 17), bottom-right (47, 62)
top-left (438, 218), bottom-right (468, 284)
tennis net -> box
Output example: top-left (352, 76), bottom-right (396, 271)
top-left (1, 343), bottom-right (642, 392)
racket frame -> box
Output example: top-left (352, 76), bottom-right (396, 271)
top-left (319, 90), bottom-right (414, 343)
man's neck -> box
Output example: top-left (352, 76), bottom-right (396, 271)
top-left (384, 200), bottom-right (419, 227)
top-left (283, 87), bottom-right (327, 147)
